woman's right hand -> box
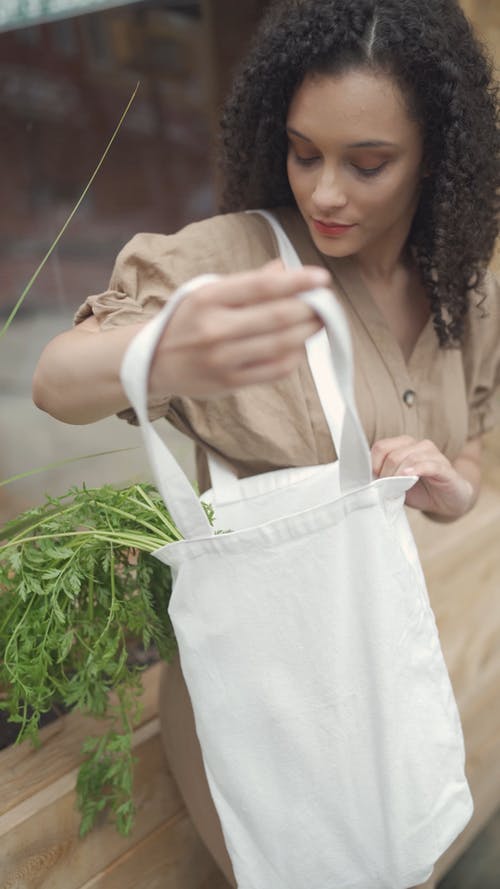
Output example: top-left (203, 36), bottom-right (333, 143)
top-left (32, 260), bottom-right (330, 424)
top-left (149, 260), bottom-right (330, 400)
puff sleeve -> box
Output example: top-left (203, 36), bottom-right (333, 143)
top-left (72, 212), bottom-right (277, 424)
top-left (74, 231), bottom-right (187, 423)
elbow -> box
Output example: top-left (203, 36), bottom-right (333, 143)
top-left (32, 349), bottom-right (75, 423)
top-left (31, 324), bottom-right (122, 425)
top-left (32, 362), bottom-right (62, 420)
top-left (32, 376), bottom-right (83, 425)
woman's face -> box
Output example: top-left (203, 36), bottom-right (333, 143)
top-left (286, 68), bottom-right (425, 262)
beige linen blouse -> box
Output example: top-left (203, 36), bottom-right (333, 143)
top-left (75, 206), bottom-right (500, 493)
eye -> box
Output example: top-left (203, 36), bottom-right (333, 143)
top-left (291, 151), bottom-right (320, 167)
top-left (352, 162), bottom-right (387, 178)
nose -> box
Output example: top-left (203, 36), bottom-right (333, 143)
top-left (312, 167), bottom-right (348, 213)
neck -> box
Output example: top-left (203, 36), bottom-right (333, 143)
top-left (356, 230), bottom-right (413, 283)
top-left (354, 195), bottom-right (419, 282)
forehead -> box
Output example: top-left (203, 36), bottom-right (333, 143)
top-left (287, 69), bottom-right (420, 145)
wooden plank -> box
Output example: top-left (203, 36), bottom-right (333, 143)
top-left (78, 813), bottom-right (230, 889)
top-left (482, 424), bottom-right (500, 488)
top-left (408, 485), bottom-right (500, 564)
top-left (407, 485), bottom-right (500, 708)
top-left (0, 720), bottom-right (184, 889)
top-left (0, 662), bottom-right (164, 818)
top-left (427, 544), bottom-right (500, 710)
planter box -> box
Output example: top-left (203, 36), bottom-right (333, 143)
top-left (0, 663), bottom-right (229, 889)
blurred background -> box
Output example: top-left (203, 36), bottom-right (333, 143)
top-left (0, 0), bottom-right (498, 521)
top-left (0, 0), bottom-right (269, 518)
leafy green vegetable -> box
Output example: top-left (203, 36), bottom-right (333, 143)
top-left (0, 481), bottom-right (215, 836)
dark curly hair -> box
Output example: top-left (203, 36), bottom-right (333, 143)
top-left (219, 0), bottom-right (499, 346)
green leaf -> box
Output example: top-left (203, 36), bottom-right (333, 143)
top-left (58, 630), bottom-right (74, 662)
top-left (0, 479), bottom-right (217, 838)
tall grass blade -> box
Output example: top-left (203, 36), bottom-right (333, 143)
top-left (0, 448), bottom-right (140, 488)
top-left (0, 82), bottom-right (140, 340)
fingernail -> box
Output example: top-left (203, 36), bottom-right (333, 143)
top-left (402, 466), bottom-right (416, 475)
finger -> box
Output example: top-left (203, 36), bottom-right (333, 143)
top-left (212, 318), bottom-right (321, 370)
top-left (218, 296), bottom-right (324, 341)
top-left (377, 449), bottom-right (419, 478)
top-left (372, 437), bottom-right (442, 478)
top-left (400, 459), bottom-right (453, 483)
top-left (198, 263), bottom-right (332, 308)
top-left (227, 346), bottom-right (306, 387)
top-left (371, 437), bottom-right (416, 476)
top-left (377, 444), bottom-right (442, 479)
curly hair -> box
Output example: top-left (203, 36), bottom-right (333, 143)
top-left (219, 0), bottom-right (499, 345)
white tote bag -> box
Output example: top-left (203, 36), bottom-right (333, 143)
top-left (120, 212), bottom-right (473, 889)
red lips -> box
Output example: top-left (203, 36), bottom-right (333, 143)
top-left (312, 218), bottom-right (356, 236)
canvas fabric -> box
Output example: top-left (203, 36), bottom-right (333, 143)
top-left (120, 212), bottom-right (473, 889)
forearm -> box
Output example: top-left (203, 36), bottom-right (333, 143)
top-left (32, 321), bottom-right (147, 424)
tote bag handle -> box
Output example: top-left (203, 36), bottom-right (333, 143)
top-left (120, 274), bottom-right (218, 539)
top-left (120, 254), bottom-right (372, 542)
top-left (207, 210), bottom-right (347, 501)
top-left (253, 211), bottom-right (371, 492)
top-left (300, 287), bottom-right (372, 493)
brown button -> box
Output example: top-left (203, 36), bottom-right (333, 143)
top-left (403, 389), bottom-right (416, 407)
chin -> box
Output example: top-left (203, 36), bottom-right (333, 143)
top-left (306, 223), bottom-right (359, 258)
top-left (310, 234), bottom-right (357, 259)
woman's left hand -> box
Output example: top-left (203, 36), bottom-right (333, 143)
top-left (371, 435), bottom-right (475, 519)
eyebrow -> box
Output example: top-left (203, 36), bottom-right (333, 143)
top-left (286, 126), bottom-right (397, 148)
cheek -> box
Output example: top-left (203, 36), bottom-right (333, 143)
top-left (357, 171), bottom-right (420, 218)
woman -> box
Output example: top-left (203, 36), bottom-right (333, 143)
top-left (33, 0), bottom-right (499, 885)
